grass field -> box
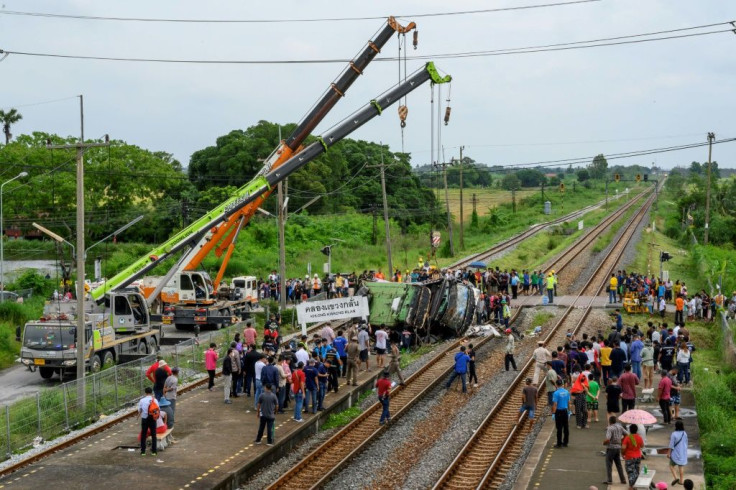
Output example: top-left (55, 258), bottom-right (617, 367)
top-left (434, 188), bottom-right (539, 221)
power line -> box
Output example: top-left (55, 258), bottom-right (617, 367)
top-left (0, 95), bottom-right (78, 110)
top-left (2, 22), bottom-right (733, 65)
top-left (0, 1), bottom-right (601, 24)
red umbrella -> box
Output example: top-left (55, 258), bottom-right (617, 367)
top-left (618, 409), bottom-right (657, 425)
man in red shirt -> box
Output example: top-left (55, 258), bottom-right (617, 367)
top-left (656, 369), bottom-right (672, 424)
top-left (376, 370), bottom-right (393, 425)
top-left (145, 356), bottom-right (172, 384)
top-left (618, 364), bottom-right (640, 412)
top-left (243, 320), bottom-right (257, 348)
top-left (291, 362), bottom-right (306, 422)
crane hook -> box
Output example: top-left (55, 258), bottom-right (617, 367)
top-left (413, 31), bottom-right (419, 50)
top-left (444, 106), bottom-right (452, 126)
top-left (398, 105), bottom-right (408, 128)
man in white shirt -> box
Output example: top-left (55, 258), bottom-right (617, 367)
top-left (254, 355), bottom-right (267, 411)
top-left (137, 387), bottom-right (157, 455)
top-left (295, 345), bottom-right (310, 366)
top-left (532, 341), bottom-right (551, 385)
top-left (358, 327), bottom-right (371, 371)
top-left (374, 325), bottom-right (388, 369)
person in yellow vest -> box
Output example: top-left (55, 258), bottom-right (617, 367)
top-left (418, 256), bottom-right (424, 270)
top-left (609, 273), bottom-right (618, 304)
top-left (312, 274), bottom-right (322, 295)
top-left (335, 274), bottom-right (344, 298)
top-left (546, 272), bottom-right (556, 304)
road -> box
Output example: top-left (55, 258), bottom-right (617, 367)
top-left (0, 323), bottom-right (198, 406)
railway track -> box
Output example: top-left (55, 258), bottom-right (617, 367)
top-left (449, 193), bottom-right (637, 270)
top-left (432, 190), bottom-right (656, 489)
top-left (266, 310), bottom-right (523, 490)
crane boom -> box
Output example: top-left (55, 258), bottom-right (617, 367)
top-left (91, 16), bottom-right (416, 300)
top-left (90, 61), bottom-right (450, 301)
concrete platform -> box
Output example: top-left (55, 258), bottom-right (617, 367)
top-left (517, 387), bottom-right (704, 490)
top-left (0, 365), bottom-right (386, 490)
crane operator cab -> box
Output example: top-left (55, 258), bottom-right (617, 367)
top-left (110, 291), bottom-right (150, 333)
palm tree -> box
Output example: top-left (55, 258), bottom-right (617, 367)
top-left (0, 108), bottom-right (23, 144)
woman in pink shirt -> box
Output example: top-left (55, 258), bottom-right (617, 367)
top-left (205, 343), bottom-right (219, 391)
top-left (281, 357), bottom-right (292, 411)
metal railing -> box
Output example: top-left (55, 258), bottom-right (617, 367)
top-left (1, 325), bottom-right (239, 460)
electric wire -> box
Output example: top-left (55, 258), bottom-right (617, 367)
top-left (1, 22), bottom-right (732, 64)
top-left (0, 1), bottom-right (602, 24)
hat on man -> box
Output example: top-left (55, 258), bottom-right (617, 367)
top-left (537, 340), bottom-right (544, 345)
top-left (505, 329), bottom-right (511, 334)
top-left (570, 342), bottom-right (578, 349)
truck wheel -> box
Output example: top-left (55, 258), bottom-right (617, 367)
top-left (90, 354), bottom-right (102, 373)
top-left (148, 338), bottom-right (158, 354)
top-left (102, 351), bottom-right (115, 369)
top-left (138, 341), bottom-right (148, 354)
top-left (39, 367), bottom-right (54, 379)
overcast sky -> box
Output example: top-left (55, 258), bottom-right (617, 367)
top-left (1, 0), bottom-right (734, 171)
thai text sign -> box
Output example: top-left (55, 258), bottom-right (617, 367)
top-left (296, 296), bottom-right (369, 329)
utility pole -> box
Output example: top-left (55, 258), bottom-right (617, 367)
top-left (47, 95), bottom-right (109, 409)
top-left (541, 182), bottom-right (545, 205)
top-left (472, 193), bottom-right (477, 216)
top-left (436, 160), bottom-right (455, 257)
top-left (277, 181), bottom-right (287, 311)
top-left (368, 147), bottom-right (393, 274)
top-left (457, 146), bottom-right (465, 250)
top-left (605, 179), bottom-right (609, 210)
top-left (704, 132), bottom-right (715, 245)
top-left (512, 188), bottom-right (516, 213)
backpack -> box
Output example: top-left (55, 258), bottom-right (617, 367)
top-left (148, 397), bottom-right (160, 421)
top-left (223, 356), bottom-right (232, 376)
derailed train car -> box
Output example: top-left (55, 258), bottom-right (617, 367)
top-left (357, 278), bottom-right (480, 339)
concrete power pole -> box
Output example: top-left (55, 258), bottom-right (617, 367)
top-left (704, 132), bottom-right (715, 245)
top-left (441, 160), bottom-right (455, 257)
top-left (457, 146), bottom-right (465, 250)
top-left (47, 95), bottom-right (109, 408)
top-left (379, 149), bottom-right (393, 277)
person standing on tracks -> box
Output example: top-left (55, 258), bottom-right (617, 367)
top-left (358, 325), bottom-right (371, 372)
top-left (255, 383), bottom-right (278, 446)
top-left (467, 343), bottom-right (479, 387)
top-left (502, 300), bottom-right (511, 329)
top-left (222, 347), bottom-right (234, 404)
top-left (504, 329), bottom-right (518, 371)
top-left (205, 343), bottom-right (218, 391)
top-left (532, 341), bottom-right (551, 385)
top-left (137, 386), bottom-right (158, 456)
top-left (375, 324), bottom-right (389, 369)
top-left (445, 345), bottom-right (471, 393)
top-left (520, 378), bottom-right (537, 430)
top-left (346, 336), bottom-right (360, 386)
top-left (376, 370), bottom-right (393, 425)
top-left (230, 343), bottom-right (243, 398)
top-left (609, 274), bottom-right (618, 304)
top-left (603, 415), bottom-right (628, 485)
top-left (546, 272), bottom-right (556, 304)
top-left (387, 342), bottom-right (406, 385)
top-left (544, 364), bottom-right (559, 406)
top-left (551, 378), bottom-right (570, 448)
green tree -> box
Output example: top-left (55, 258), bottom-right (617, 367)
top-left (576, 168), bottom-right (590, 182)
top-left (689, 161), bottom-right (702, 175)
top-left (501, 173), bottom-right (521, 190)
top-left (0, 108), bottom-right (22, 144)
top-left (588, 154), bottom-right (608, 179)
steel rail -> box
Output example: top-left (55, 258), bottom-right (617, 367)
top-left (449, 193), bottom-right (636, 270)
top-left (432, 191), bottom-right (656, 489)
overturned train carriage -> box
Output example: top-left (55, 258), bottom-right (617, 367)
top-left (357, 279), bottom-right (479, 338)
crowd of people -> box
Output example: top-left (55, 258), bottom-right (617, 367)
top-left (521, 316), bottom-right (695, 489)
top-left (608, 270), bottom-right (735, 325)
top-left (199, 317), bottom-right (407, 444)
